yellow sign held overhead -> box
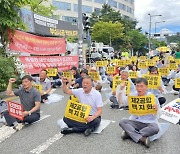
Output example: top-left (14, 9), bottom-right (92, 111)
top-left (33, 84), bottom-right (42, 93)
top-left (147, 60), bottom-right (155, 67)
top-left (46, 68), bottom-right (58, 77)
top-left (139, 56), bottom-right (146, 61)
top-left (95, 61), bottom-right (103, 67)
top-left (116, 60), bottom-right (126, 67)
top-left (65, 100), bottom-right (91, 123)
top-left (128, 95), bottom-right (157, 116)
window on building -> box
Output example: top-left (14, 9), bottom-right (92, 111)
top-left (94, 0), bottom-right (106, 4)
top-left (118, 3), bottom-right (126, 11)
top-left (62, 16), bottom-right (77, 22)
top-left (74, 4), bottom-right (92, 14)
top-left (52, 1), bottom-right (71, 11)
top-left (108, 0), bottom-right (117, 8)
top-left (127, 6), bottom-right (134, 14)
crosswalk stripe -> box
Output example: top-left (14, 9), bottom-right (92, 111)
top-left (30, 132), bottom-right (64, 154)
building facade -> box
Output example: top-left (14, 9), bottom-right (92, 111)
top-left (47, 0), bottom-right (134, 22)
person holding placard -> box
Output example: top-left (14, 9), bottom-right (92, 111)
top-left (110, 70), bottom-right (135, 109)
top-left (4, 75), bottom-right (41, 130)
top-left (61, 76), bottom-right (103, 136)
top-left (119, 78), bottom-right (161, 148)
top-left (32, 69), bottom-right (52, 103)
top-left (147, 67), bottom-right (166, 106)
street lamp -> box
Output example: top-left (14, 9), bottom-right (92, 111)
top-left (148, 13), bottom-right (162, 52)
top-left (155, 21), bottom-right (165, 34)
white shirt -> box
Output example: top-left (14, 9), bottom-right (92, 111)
top-left (72, 88), bottom-right (103, 115)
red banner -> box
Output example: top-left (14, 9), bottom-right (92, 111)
top-left (19, 56), bottom-right (79, 74)
top-left (9, 30), bottom-right (66, 55)
top-left (8, 101), bottom-right (24, 121)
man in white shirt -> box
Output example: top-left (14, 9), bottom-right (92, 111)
top-left (61, 76), bottom-right (103, 136)
top-left (119, 78), bottom-right (160, 148)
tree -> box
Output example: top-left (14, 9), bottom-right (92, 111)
top-left (28, 0), bottom-right (56, 17)
top-left (0, 0), bottom-right (31, 56)
top-left (91, 21), bottom-right (124, 45)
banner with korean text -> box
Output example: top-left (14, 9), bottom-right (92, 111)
top-left (8, 101), bottom-right (24, 121)
top-left (19, 56), bottom-right (78, 74)
top-left (65, 100), bottom-right (91, 123)
top-left (128, 95), bottom-right (157, 116)
top-left (9, 30), bottom-right (66, 55)
top-left (161, 98), bottom-right (180, 124)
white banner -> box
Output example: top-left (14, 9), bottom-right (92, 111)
top-left (160, 98), bottom-right (180, 124)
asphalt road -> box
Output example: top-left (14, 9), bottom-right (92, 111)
top-left (0, 83), bottom-right (180, 154)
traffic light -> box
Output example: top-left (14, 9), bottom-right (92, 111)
top-left (154, 33), bottom-right (160, 37)
top-left (82, 13), bottom-right (90, 31)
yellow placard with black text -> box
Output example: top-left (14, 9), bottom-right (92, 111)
top-left (128, 95), bottom-right (157, 116)
top-left (129, 71), bottom-right (138, 78)
top-left (168, 63), bottom-right (178, 70)
top-left (175, 78), bottom-right (180, 88)
top-left (112, 79), bottom-right (130, 95)
top-left (138, 62), bottom-right (148, 69)
top-left (95, 61), bottom-right (103, 67)
top-left (88, 72), bottom-right (100, 81)
top-left (63, 71), bottom-right (74, 80)
top-left (143, 75), bottom-right (161, 89)
top-left (106, 66), bottom-right (116, 74)
top-left (65, 100), bottom-right (91, 123)
top-left (46, 68), bottom-right (58, 77)
top-left (147, 60), bottom-right (155, 67)
top-left (116, 60), bottom-right (126, 67)
top-left (33, 84), bottom-right (42, 93)
top-left (158, 68), bottom-right (169, 76)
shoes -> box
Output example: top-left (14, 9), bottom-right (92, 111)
top-left (61, 127), bottom-right (74, 134)
top-left (84, 128), bottom-right (93, 137)
top-left (13, 123), bottom-right (24, 131)
top-left (140, 137), bottom-right (150, 148)
top-left (110, 104), bottom-right (119, 109)
top-left (123, 106), bottom-right (129, 110)
top-left (174, 91), bottom-right (179, 95)
top-left (121, 131), bottom-right (129, 140)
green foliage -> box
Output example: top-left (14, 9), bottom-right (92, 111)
top-left (0, 56), bottom-right (19, 92)
top-left (166, 35), bottom-right (180, 44)
top-left (151, 39), bottom-right (167, 49)
top-left (0, 0), bottom-right (31, 56)
top-left (28, 0), bottom-right (56, 17)
top-left (91, 21), bottom-right (124, 45)
top-left (66, 36), bottom-right (78, 43)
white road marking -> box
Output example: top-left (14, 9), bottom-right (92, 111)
top-left (0, 114), bottom-right (51, 143)
top-left (30, 132), bottom-right (64, 154)
top-left (103, 99), bottom-right (111, 105)
top-left (0, 125), bottom-right (16, 143)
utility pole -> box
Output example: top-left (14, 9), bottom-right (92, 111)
top-left (78, 0), bottom-right (83, 68)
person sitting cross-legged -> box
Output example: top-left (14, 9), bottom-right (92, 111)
top-left (61, 76), bottom-right (103, 136)
top-left (119, 78), bottom-right (161, 148)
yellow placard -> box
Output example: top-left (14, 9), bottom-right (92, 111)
top-left (33, 84), bottom-right (42, 93)
top-left (46, 68), bottom-right (58, 77)
top-left (106, 66), bottom-right (116, 74)
top-left (116, 60), bottom-right (126, 67)
top-left (139, 56), bottom-right (146, 61)
top-left (113, 75), bottom-right (121, 81)
top-left (158, 68), bottom-right (169, 76)
top-left (70, 95), bottom-right (79, 102)
top-left (112, 79), bottom-right (130, 95)
top-left (143, 75), bottom-right (161, 89)
top-left (147, 60), bottom-right (155, 67)
top-left (95, 61), bottom-right (103, 67)
top-left (64, 100), bottom-right (91, 123)
top-left (103, 60), bottom-right (109, 66)
top-left (168, 63), bottom-right (178, 70)
top-left (175, 78), bottom-right (180, 88)
top-left (63, 71), bottom-right (74, 80)
top-left (131, 56), bottom-right (137, 62)
top-left (175, 59), bottom-right (180, 64)
top-left (128, 95), bottom-right (157, 116)
top-left (152, 56), bottom-right (159, 62)
top-left (168, 56), bottom-right (174, 61)
top-left (129, 71), bottom-right (138, 78)
top-left (138, 62), bottom-right (148, 69)
top-left (125, 60), bottom-right (132, 65)
top-left (88, 72), bottom-right (100, 81)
